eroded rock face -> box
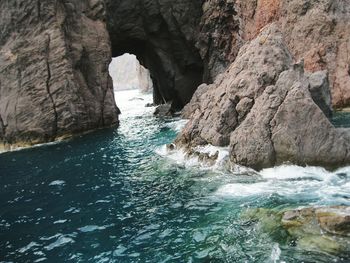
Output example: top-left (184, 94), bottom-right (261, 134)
top-left (1, 0), bottom-right (350, 150)
top-left (175, 25), bottom-right (350, 170)
top-left (0, 0), bottom-right (119, 149)
top-left (237, 0), bottom-right (350, 108)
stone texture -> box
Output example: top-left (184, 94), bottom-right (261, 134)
top-left (237, 0), bottom-right (350, 108)
top-left (1, 0), bottom-right (350, 149)
top-left (0, 0), bottom-right (119, 149)
top-left (175, 25), bottom-right (350, 170)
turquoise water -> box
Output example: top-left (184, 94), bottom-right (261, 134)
top-left (1, 90), bottom-right (350, 262)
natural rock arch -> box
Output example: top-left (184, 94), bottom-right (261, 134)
top-left (105, 0), bottom-right (205, 109)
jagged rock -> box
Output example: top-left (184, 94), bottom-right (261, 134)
top-left (237, 0), bottom-right (350, 108)
top-left (1, 0), bottom-right (350, 149)
top-left (281, 206), bottom-right (350, 252)
top-left (176, 24), bottom-right (350, 170)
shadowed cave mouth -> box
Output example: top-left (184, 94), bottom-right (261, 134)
top-left (110, 39), bottom-right (205, 112)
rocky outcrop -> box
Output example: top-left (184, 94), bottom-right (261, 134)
top-left (238, 0), bottom-right (350, 108)
top-left (1, 0), bottom-right (350, 149)
top-left (175, 25), bottom-right (350, 170)
top-left (0, 0), bottom-right (119, 150)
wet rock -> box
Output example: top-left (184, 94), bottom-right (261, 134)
top-left (242, 206), bottom-right (350, 254)
top-left (281, 206), bottom-right (350, 253)
top-left (145, 103), bottom-right (155, 108)
top-left (316, 207), bottom-right (350, 236)
top-left (154, 103), bottom-right (173, 117)
top-left (184, 148), bottom-right (219, 167)
top-left (166, 143), bottom-right (176, 151)
top-left (175, 24), bottom-right (350, 170)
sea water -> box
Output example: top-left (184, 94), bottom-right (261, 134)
top-left (0, 90), bottom-right (350, 262)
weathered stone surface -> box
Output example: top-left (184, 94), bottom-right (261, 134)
top-left (154, 103), bottom-right (173, 117)
top-left (237, 0), bottom-right (350, 108)
top-left (0, 0), bottom-right (119, 149)
top-left (176, 25), bottom-right (350, 169)
top-left (1, 0), bottom-right (350, 149)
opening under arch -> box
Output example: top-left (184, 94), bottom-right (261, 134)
top-left (110, 38), bottom-right (204, 111)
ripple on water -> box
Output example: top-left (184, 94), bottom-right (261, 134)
top-left (78, 224), bottom-right (114, 233)
top-left (44, 235), bottom-right (75, 251)
top-left (48, 180), bottom-right (66, 186)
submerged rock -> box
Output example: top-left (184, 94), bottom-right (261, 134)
top-left (281, 206), bottom-right (350, 253)
top-left (176, 24), bottom-right (350, 170)
top-left (242, 206), bottom-right (350, 254)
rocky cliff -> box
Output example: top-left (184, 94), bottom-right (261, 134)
top-left (1, 0), bottom-right (350, 158)
top-left (175, 25), bottom-right (350, 169)
top-left (0, 0), bottom-right (119, 150)
top-left (196, 0), bottom-right (350, 108)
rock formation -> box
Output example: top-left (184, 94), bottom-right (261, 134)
top-left (0, 0), bottom-right (119, 150)
top-left (109, 53), bottom-right (153, 92)
top-left (1, 0), bottom-right (350, 152)
top-left (237, 0), bottom-right (350, 108)
top-left (105, 0), bottom-right (205, 109)
top-left (175, 25), bottom-right (350, 170)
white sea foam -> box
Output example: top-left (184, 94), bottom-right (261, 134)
top-left (165, 119), bottom-right (189, 132)
top-left (114, 89), bottom-right (154, 120)
top-left (156, 144), bottom-right (229, 170)
top-left (54, 219), bottom-right (67, 224)
top-left (215, 164), bottom-right (350, 205)
top-left (270, 243), bottom-right (283, 263)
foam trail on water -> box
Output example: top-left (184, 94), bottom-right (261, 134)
top-left (215, 164), bottom-right (350, 205)
top-left (156, 144), bottom-right (229, 170)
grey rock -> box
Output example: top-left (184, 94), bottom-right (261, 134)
top-left (307, 70), bottom-right (333, 118)
top-left (154, 103), bottom-right (173, 117)
top-left (176, 24), bottom-right (350, 170)
top-left (0, 0), bottom-right (119, 150)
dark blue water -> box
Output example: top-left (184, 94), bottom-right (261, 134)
top-left (1, 91), bottom-right (350, 262)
